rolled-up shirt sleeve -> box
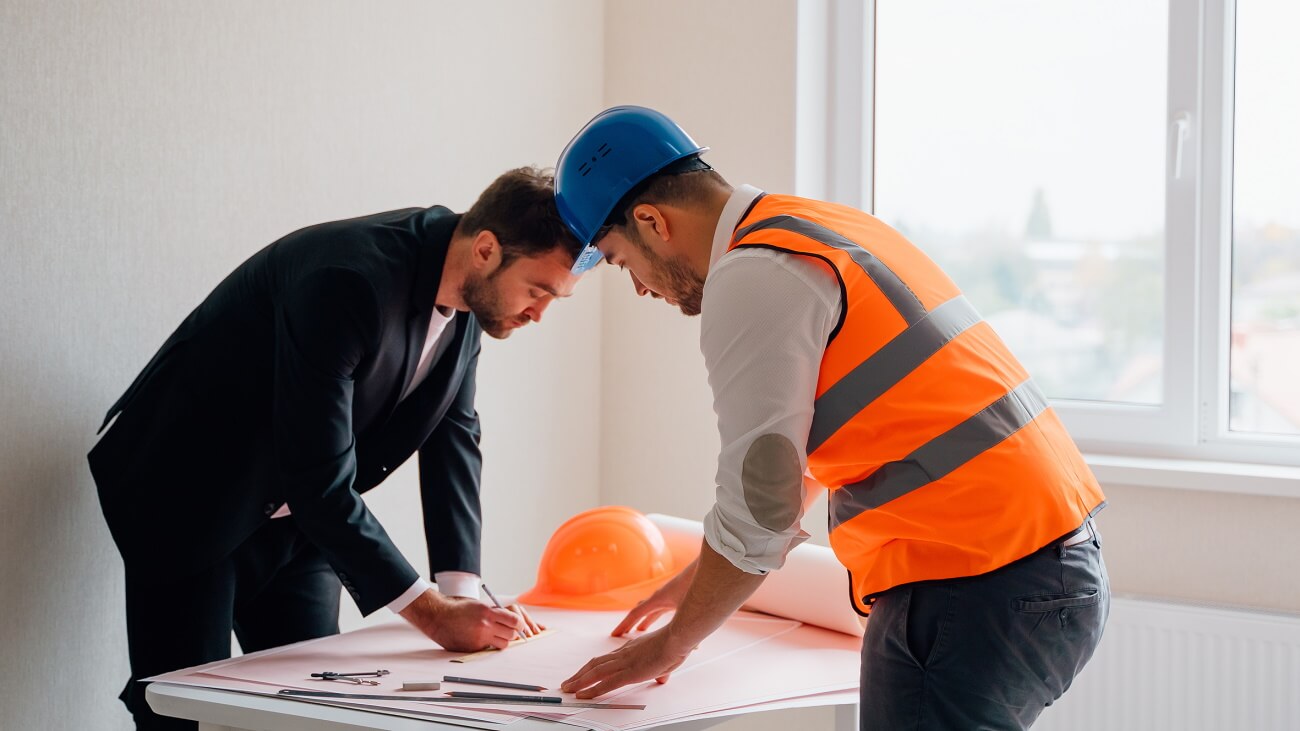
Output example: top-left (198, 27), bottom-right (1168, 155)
top-left (700, 249), bottom-right (841, 574)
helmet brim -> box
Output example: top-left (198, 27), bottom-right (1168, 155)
top-left (517, 571), bottom-right (675, 611)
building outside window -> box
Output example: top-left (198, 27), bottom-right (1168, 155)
top-left (857, 0), bottom-right (1299, 464)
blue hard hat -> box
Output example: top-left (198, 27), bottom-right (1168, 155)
top-left (556, 106), bottom-right (708, 273)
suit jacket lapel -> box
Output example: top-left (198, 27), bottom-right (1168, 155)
top-left (371, 313), bottom-right (472, 462)
top-left (389, 207), bottom-right (460, 420)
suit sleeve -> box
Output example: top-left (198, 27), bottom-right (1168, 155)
top-left (273, 266), bottom-right (419, 615)
top-left (417, 332), bottom-right (484, 577)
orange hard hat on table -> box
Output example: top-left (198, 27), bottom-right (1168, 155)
top-left (518, 506), bottom-right (675, 610)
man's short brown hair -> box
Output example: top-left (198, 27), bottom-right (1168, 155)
top-left (597, 158), bottom-right (732, 245)
top-left (459, 167), bottom-right (582, 268)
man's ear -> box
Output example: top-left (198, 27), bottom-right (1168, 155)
top-left (631, 203), bottom-right (671, 245)
top-left (470, 229), bottom-right (502, 272)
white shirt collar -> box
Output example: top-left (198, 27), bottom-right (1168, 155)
top-left (708, 184), bottom-right (765, 272)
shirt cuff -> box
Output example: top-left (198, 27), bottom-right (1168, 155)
top-left (434, 571), bottom-right (482, 600)
top-left (385, 577), bottom-right (431, 614)
top-left (703, 504), bottom-right (810, 575)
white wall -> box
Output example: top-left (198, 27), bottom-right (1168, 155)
top-left (600, 0), bottom-right (802, 525)
top-left (599, 2), bottom-right (845, 729)
top-left (0, 2), bottom-right (604, 728)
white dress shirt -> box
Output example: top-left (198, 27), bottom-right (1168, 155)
top-left (700, 185), bottom-right (843, 575)
top-left (400, 306), bottom-right (456, 401)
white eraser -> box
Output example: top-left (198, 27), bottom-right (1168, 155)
top-left (401, 681), bottom-right (441, 691)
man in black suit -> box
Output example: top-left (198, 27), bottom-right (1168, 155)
top-left (89, 167), bottom-right (581, 730)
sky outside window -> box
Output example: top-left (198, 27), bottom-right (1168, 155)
top-left (1230, 1), bottom-right (1300, 436)
top-left (875, 0), bottom-right (1168, 406)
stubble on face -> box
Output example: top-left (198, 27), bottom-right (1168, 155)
top-left (625, 226), bottom-right (704, 317)
top-left (461, 266), bottom-right (525, 339)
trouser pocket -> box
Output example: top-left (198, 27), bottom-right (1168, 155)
top-left (1013, 589), bottom-right (1101, 612)
top-left (904, 584), bottom-right (953, 668)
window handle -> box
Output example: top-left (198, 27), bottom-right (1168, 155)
top-left (1172, 111), bottom-right (1192, 179)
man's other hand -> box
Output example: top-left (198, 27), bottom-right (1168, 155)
top-left (560, 625), bottom-right (691, 699)
top-left (611, 560), bottom-right (696, 637)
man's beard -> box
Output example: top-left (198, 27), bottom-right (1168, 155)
top-left (627, 228), bottom-right (704, 316)
top-left (462, 268), bottom-right (524, 339)
top-left (656, 253), bottom-right (704, 316)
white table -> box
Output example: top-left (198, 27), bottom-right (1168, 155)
top-left (147, 682), bottom-right (860, 731)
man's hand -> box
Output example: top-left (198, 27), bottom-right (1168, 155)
top-left (563, 539), bottom-right (767, 700)
top-left (610, 559), bottom-right (698, 636)
top-left (560, 625), bottom-right (692, 699)
top-left (399, 589), bottom-right (524, 652)
top-left (507, 602), bottom-right (545, 637)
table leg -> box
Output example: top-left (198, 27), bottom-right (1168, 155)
top-left (834, 702), bottom-right (859, 731)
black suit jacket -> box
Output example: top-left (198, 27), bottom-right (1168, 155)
top-left (88, 206), bottom-right (484, 615)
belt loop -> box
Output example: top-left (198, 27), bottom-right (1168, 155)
top-left (1088, 518), bottom-right (1100, 549)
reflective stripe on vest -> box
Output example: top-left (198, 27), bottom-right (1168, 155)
top-left (829, 378), bottom-right (1049, 529)
top-left (728, 194), bottom-right (1106, 615)
top-left (808, 295), bottom-right (982, 454)
top-left (734, 214), bottom-right (928, 325)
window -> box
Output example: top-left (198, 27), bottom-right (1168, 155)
top-left (874, 0), bottom-right (1167, 408)
top-left (1229, 1), bottom-right (1300, 438)
top-left (831, 0), bottom-right (1299, 465)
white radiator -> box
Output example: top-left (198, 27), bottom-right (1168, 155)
top-left (1036, 596), bottom-right (1300, 731)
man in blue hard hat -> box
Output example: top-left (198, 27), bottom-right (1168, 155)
top-left (553, 106), bottom-right (1109, 730)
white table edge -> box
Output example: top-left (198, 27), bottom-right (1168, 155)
top-left (147, 682), bottom-right (859, 731)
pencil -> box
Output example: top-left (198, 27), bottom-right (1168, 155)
top-left (443, 675), bottom-right (546, 692)
top-left (446, 691), bottom-right (563, 704)
top-left (481, 583), bottom-right (525, 641)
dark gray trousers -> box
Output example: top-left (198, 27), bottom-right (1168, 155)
top-left (860, 522), bottom-right (1108, 730)
top-left (120, 518), bottom-right (342, 731)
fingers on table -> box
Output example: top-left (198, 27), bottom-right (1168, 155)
top-left (508, 603), bottom-right (543, 636)
top-left (612, 602), bottom-right (657, 636)
top-left (636, 608), bottom-right (670, 632)
top-left (575, 673), bottom-right (634, 700)
top-left (561, 652), bottom-right (617, 693)
top-left (613, 605), bottom-right (671, 636)
top-left (571, 655), bottom-right (651, 700)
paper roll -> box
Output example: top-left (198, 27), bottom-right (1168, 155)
top-left (647, 514), bottom-right (866, 637)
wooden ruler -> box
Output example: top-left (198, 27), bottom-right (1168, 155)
top-left (450, 628), bottom-right (557, 663)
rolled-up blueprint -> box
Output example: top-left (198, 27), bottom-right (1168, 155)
top-left (647, 514), bottom-right (866, 637)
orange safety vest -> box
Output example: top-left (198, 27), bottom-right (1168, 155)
top-left (729, 194), bottom-right (1106, 615)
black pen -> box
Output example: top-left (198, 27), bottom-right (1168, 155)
top-left (446, 691), bottom-right (563, 704)
top-left (444, 675), bottom-right (546, 692)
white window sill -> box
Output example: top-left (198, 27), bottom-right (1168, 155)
top-left (1085, 453), bottom-right (1300, 498)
